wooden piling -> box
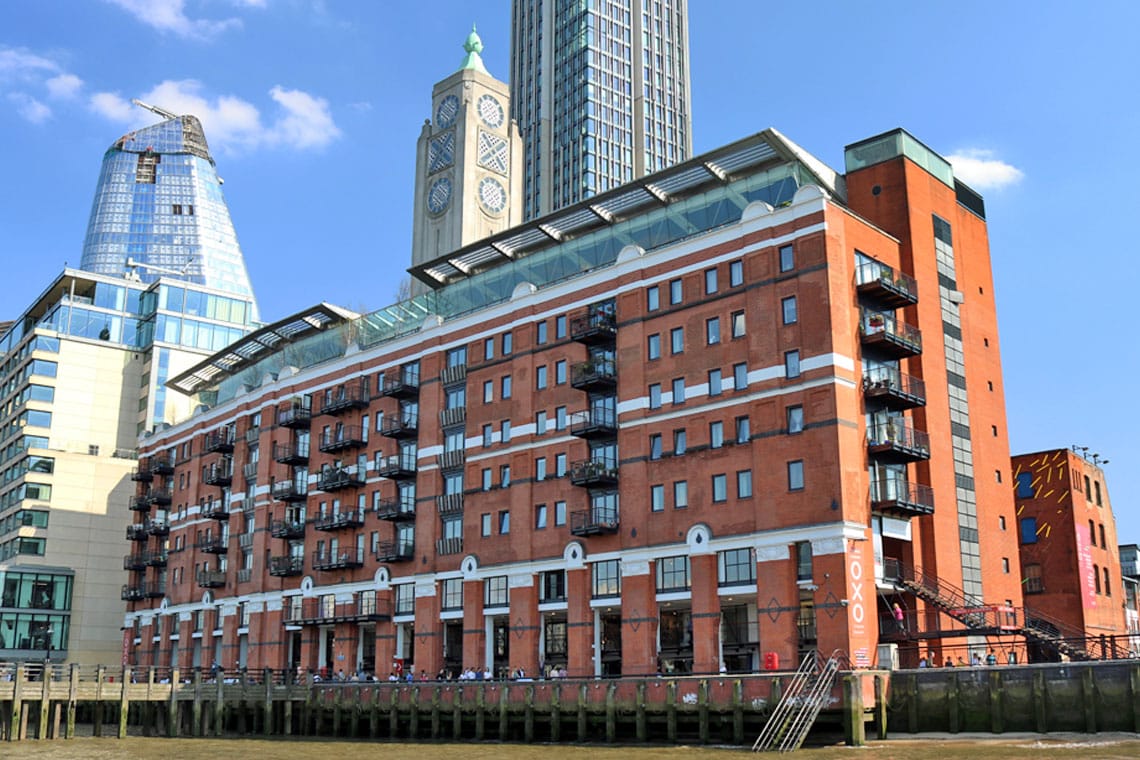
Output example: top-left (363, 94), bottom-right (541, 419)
top-left (842, 675), bottom-right (865, 747)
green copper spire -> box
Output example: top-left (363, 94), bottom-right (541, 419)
top-left (458, 24), bottom-right (489, 75)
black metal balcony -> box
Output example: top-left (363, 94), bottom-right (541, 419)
top-left (570, 309), bottom-right (617, 345)
top-left (314, 509), bottom-right (366, 531)
top-left (375, 498), bottom-right (416, 522)
top-left (130, 466), bottom-right (154, 483)
top-left (269, 555), bottom-right (305, 577)
top-left (196, 570), bottom-right (227, 588)
top-left (202, 462), bottom-right (233, 487)
top-left (870, 478), bottom-right (935, 517)
top-left (151, 454), bottom-right (175, 475)
top-left (144, 488), bottom-right (172, 506)
top-left (867, 420), bottom-right (931, 462)
top-left (244, 426), bottom-right (261, 445)
top-left (438, 406), bottom-right (466, 428)
top-left (195, 535), bottom-right (228, 554)
top-left (273, 442), bottom-right (309, 464)
top-left (126, 523), bottom-right (148, 541)
top-left (289, 595), bottom-right (392, 625)
top-left (312, 548), bottom-right (364, 571)
top-left (435, 493), bottom-right (464, 515)
top-left (144, 549), bottom-right (168, 567)
top-left (277, 405), bottom-right (312, 429)
top-left (381, 372), bottom-right (420, 399)
top-left (318, 426), bottom-right (367, 453)
top-left (129, 495), bottom-right (151, 512)
top-left (439, 363), bottom-right (467, 386)
top-left (144, 581), bottom-right (166, 598)
top-left (570, 359), bottom-right (617, 391)
top-left (121, 584), bottom-right (146, 602)
top-left (436, 537), bottom-right (463, 555)
top-left (319, 383), bottom-right (369, 415)
top-left (377, 455), bottom-right (416, 480)
top-left (861, 311), bottom-right (922, 358)
top-left (569, 408), bottom-right (618, 439)
top-left (570, 506), bottom-right (620, 537)
top-left (124, 553), bottom-right (148, 571)
top-left (272, 481), bottom-right (309, 502)
top-left (437, 449), bottom-right (465, 471)
top-left (203, 428), bottom-right (235, 454)
top-left (863, 367), bottom-right (926, 409)
top-left (379, 414), bottom-right (419, 439)
top-left (202, 501), bottom-right (229, 520)
top-left (270, 517), bottom-right (306, 539)
top-left (375, 540), bottom-right (415, 563)
top-left (855, 261), bottom-right (919, 308)
top-left (242, 462), bottom-right (259, 481)
top-left (570, 457), bottom-right (619, 488)
top-left (144, 517), bottom-right (169, 536)
top-left (316, 467), bottom-right (365, 492)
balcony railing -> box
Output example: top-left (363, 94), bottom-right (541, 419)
top-left (375, 540), bottom-right (415, 563)
top-left (273, 442), bottom-right (309, 465)
top-left (570, 506), bottom-right (620, 537)
top-left (195, 535), bottom-right (228, 554)
top-left (313, 509), bottom-right (366, 531)
top-left (862, 366), bottom-right (926, 409)
top-left (130, 466), bottom-right (154, 483)
top-left (435, 493), bottom-right (464, 515)
top-left (569, 457), bottom-right (619, 488)
top-left (244, 426), bottom-right (261, 444)
top-left (312, 548), bottom-right (364, 571)
top-left (242, 462), bottom-right (259, 480)
top-left (867, 420), bottom-right (931, 462)
top-left (196, 570), bottom-right (226, 589)
top-left (379, 414), bottom-right (419, 439)
top-left (437, 449), bottom-right (465, 471)
top-left (202, 462), bottom-right (233, 487)
top-left (570, 309), bottom-right (617, 345)
top-left (143, 488), bottom-right (172, 506)
top-left (270, 517), bottom-right (306, 539)
top-left (316, 466), bottom-right (365, 492)
top-left (203, 429), bottom-right (235, 454)
top-left (870, 478), bottom-right (935, 517)
top-left (319, 383), bottom-right (370, 415)
top-left (271, 481), bottom-right (309, 502)
top-left (121, 584), bottom-right (146, 602)
top-left (144, 517), bottom-right (169, 536)
top-left (123, 553), bottom-right (148, 571)
top-left (860, 311), bottom-right (922, 357)
top-left (151, 454), bottom-right (175, 475)
top-left (126, 524), bottom-right (148, 541)
top-left (129, 495), bottom-right (151, 512)
top-left (144, 549), bottom-right (168, 567)
top-left (569, 408), bottom-right (618, 439)
top-left (318, 426), bottom-right (366, 453)
top-left (439, 406), bottom-right (466, 428)
top-left (269, 555), bottom-right (305, 577)
top-left (436, 537), bottom-right (463, 555)
top-left (375, 498), bottom-right (416, 522)
top-left (277, 405), bottom-right (312, 429)
top-left (855, 260), bottom-right (919, 307)
top-left (381, 372), bottom-right (420, 399)
top-left (288, 596), bottom-right (392, 625)
top-left (202, 501), bottom-right (229, 520)
top-left (570, 359), bottom-right (617, 391)
top-left (439, 363), bottom-right (467, 386)
top-left (377, 455), bottom-right (416, 480)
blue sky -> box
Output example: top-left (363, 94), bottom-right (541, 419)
top-left (1, 1), bottom-right (1138, 544)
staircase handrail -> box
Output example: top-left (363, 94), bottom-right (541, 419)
top-left (752, 650), bottom-right (820, 752)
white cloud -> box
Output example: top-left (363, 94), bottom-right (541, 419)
top-left (45, 73), bottom-right (84, 99)
top-left (8, 93), bottom-right (51, 123)
top-left (946, 149), bottom-right (1024, 191)
top-left (104, 0), bottom-right (242, 40)
top-left (0, 48), bottom-right (60, 78)
top-left (89, 79), bottom-right (341, 153)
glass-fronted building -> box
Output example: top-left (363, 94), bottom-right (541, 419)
top-left (510, 0), bottom-right (692, 219)
top-left (79, 113), bottom-right (259, 318)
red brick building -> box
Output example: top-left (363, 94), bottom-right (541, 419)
top-left (1012, 448), bottom-right (1127, 658)
top-left (122, 128), bottom-right (1024, 677)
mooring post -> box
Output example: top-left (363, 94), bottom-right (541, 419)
top-left (497, 684), bottom-right (508, 740)
top-left (732, 678), bottom-right (745, 745)
top-left (874, 673), bottom-right (888, 740)
top-left (550, 682), bottom-right (560, 742)
top-left (66, 663), bottom-right (79, 739)
top-left (118, 666), bottom-right (132, 739)
top-left (665, 680), bottom-right (677, 743)
top-left (635, 681), bottom-right (647, 742)
top-left (10, 662), bottom-right (26, 741)
top-left (388, 685), bottom-right (400, 738)
top-left (191, 669), bottom-right (203, 737)
top-left (213, 669), bottom-right (224, 737)
top-left (473, 684), bottom-right (484, 740)
top-left (430, 684), bottom-right (441, 739)
top-left (93, 665), bottom-right (105, 738)
top-left (576, 683), bottom-right (587, 741)
top-left (906, 673), bottom-right (918, 733)
top-left (167, 668), bottom-right (180, 738)
top-left (842, 674), bottom-right (865, 747)
top-left (38, 663), bottom-right (51, 739)
top-left (698, 679), bottom-right (710, 744)
top-left (523, 684), bottom-right (534, 743)
top-left (604, 681), bottom-right (617, 743)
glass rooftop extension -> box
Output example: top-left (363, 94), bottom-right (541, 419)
top-left (171, 129), bottom-right (844, 407)
top-left (844, 128), bottom-right (955, 187)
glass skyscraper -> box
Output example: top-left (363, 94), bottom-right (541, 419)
top-left (79, 112), bottom-right (259, 318)
top-left (510, 0), bottom-right (692, 220)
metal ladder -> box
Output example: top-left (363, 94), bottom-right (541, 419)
top-left (752, 650), bottom-right (843, 752)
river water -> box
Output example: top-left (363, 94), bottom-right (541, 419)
top-left (4, 736), bottom-right (1140, 759)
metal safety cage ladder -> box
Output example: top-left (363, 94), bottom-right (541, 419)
top-left (752, 649), bottom-right (845, 753)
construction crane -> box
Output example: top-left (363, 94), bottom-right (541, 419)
top-left (131, 99), bottom-right (177, 120)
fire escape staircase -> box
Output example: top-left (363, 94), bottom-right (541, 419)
top-left (752, 650), bottom-right (844, 753)
top-left (891, 563), bottom-right (1097, 661)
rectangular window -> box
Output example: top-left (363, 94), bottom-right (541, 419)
top-left (501, 332), bottom-right (513, 355)
top-left (499, 465), bottom-right (510, 488)
top-left (649, 383), bottom-right (662, 409)
top-left (649, 433), bottom-right (662, 461)
top-left (709, 421), bottom-right (724, 449)
top-left (535, 457), bottom-right (547, 481)
top-left (647, 285), bottom-right (660, 311)
top-left (787, 405), bottom-right (804, 434)
top-left (671, 377), bottom-right (685, 405)
top-left (656, 556), bottom-right (691, 592)
top-left (674, 480), bottom-right (688, 509)
top-left (446, 346), bottom-right (467, 367)
top-left (442, 578), bottom-right (463, 611)
top-left (535, 410), bottom-right (547, 434)
top-left (484, 576), bottom-right (508, 607)
top-left (650, 484), bottom-right (665, 512)
top-left (536, 321), bottom-right (548, 345)
top-left (785, 350), bottom-right (801, 379)
top-left (536, 365), bottom-right (548, 389)
top-left (481, 513), bottom-right (492, 536)
top-left (554, 500), bottom-right (566, 526)
top-left (501, 419), bottom-right (510, 442)
top-left (788, 460), bottom-right (805, 491)
top-left (1016, 472), bottom-right (1035, 499)
top-left (498, 510), bottom-right (510, 534)
top-left (731, 310), bottom-right (745, 338)
top-left (718, 547), bottom-right (756, 585)
top-left (779, 244), bottom-right (795, 272)
top-left (555, 360), bottom-right (567, 384)
top-left (535, 504), bottom-right (548, 529)
top-left (670, 327), bottom-right (684, 354)
top-left (555, 406), bottom-right (567, 430)
top-left (796, 541), bottom-right (813, 581)
top-left (647, 334), bottom-right (661, 360)
top-left (1024, 563), bottom-right (1043, 593)
top-left (482, 424), bottom-right (493, 448)
top-left (729, 259), bottom-right (744, 287)
top-left (708, 369), bottom-right (723, 396)
top-left (706, 317), bottom-right (720, 345)
top-left (501, 375), bottom-right (512, 399)
top-left (483, 380), bottom-right (493, 403)
top-left (556, 454), bottom-right (567, 477)
top-left (556, 315), bottom-right (567, 339)
top-left (669, 278), bottom-right (683, 304)
top-left (712, 474), bottom-right (727, 503)
top-left (484, 337), bottom-right (494, 361)
top-left (673, 428), bottom-right (687, 456)
top-left (592, 559), bottom-right (621, 598)
top-left (704, 268), bottom-right (718, 294)
top-left (735, 416), bottom-right (750, 444)
top-left (737, 470), bottom-right (753, 498)
top-left (782, 296), bottom-right (798, 325)
top-left (481, 468), bottom-right (492, 491)
top-left (733, 362), bottom-right (748, 391)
